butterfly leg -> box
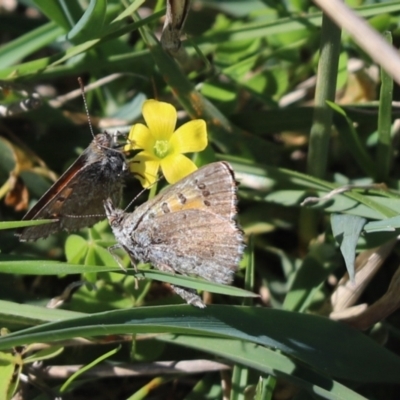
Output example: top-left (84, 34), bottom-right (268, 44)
top-left (108, 244), bottom-right (127, 272)
top-left (155, 263), bottom-right (204, 307)
top-left (171, 285), bottom-right (206, 308)
top-left (108, 244), bottom-right (144, 289)
top-left (156, 262), bottom-right (176, 275)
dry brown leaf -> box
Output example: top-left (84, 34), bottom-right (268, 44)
top-left (4, 174), bottom-right (29, 211)
top-left (337, 60), bottom-right (378, 104)
top-left (331, 239), bottom-right (396, 312)
top-left (332, 266), bottom-right (400, 330)
top-left (0, 136), bottom-right (57, 211)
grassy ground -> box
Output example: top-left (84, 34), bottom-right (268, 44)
top-left (0, 0), bottom-right (400, 399)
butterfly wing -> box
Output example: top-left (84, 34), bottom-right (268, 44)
top-left (18, 133), bottom-right (126, 241)
top-left (134, 208), bottom-right (244, 284)
top-left (132, 162), bottom-right (238, 227)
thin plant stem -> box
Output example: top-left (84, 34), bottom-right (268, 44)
top-left (300, 12), bottom-right (341, 248)
top-left (376, 31), bottom-right (394, 182)
top-left (307, 15), bottom-right (341, 178)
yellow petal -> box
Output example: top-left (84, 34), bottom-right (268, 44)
top-left (129, 151), bottom-right (161, 188)
top-left (169, 119), bottom-right (207, 154)
top-left (125, 123), bottom-right (155, 153)
top-left (142, 100), bottom-right (177, 141)
top-left (160, 154), bottom-right (197, 184)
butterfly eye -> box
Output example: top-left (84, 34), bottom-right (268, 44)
top-left (107, 213), bottom-right (123, 227)
top-left (110, 217), bottom-right (119, 227)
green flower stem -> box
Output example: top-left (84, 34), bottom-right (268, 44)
top-left (376, 31), bottom-right (394, 182)
top-left (148, 179), bottom-right (159, 200)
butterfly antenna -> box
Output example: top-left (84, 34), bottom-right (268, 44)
top-left (78, 77), bottom-right (96, 140)
top-left (124, 176), bottom-right (163, 212)
top-left (64, 213), bottom-right (105, 219)
top-left (124, 187), bottom-right (148, 212)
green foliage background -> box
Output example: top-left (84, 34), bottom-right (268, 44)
top-left (0, 0), bottom-right (400, 399)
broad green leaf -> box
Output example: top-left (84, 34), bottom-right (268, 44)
top-left (65, 234), bottom-right (88, 264)
top-left (33, 0), bottom-right (81, 30)
top-left (161, 336), bottom-right (365, 400)
top-left (66, 0), bottom-right (107, 44)
top-left (0, 22), bottom-right (63, 69)
top-left (0, 300), bottom-right (83, 328)
top-left (331, 214), bottom-right (367, 280)
top-left (0, 351), bottom-right (20, 400)
top-left (1, 306), bottom-right (400, 384)
top-left (364, 216), bottom-right (400, 232)
top-left (283, 243), bottom-right (337, 312)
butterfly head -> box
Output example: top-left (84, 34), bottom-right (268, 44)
top-left (104, 198), bottom-right (125, 229)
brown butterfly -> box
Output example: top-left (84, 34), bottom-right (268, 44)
top-left (17, 132), bottom-right (127, 241)
top-left (104, 161), bottom-right (244, 307)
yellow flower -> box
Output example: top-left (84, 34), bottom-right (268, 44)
top-left (125, 99), bottom-right (207, 187)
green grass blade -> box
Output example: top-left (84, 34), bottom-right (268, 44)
top-left (1, 306), bottom-right (400, 383)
